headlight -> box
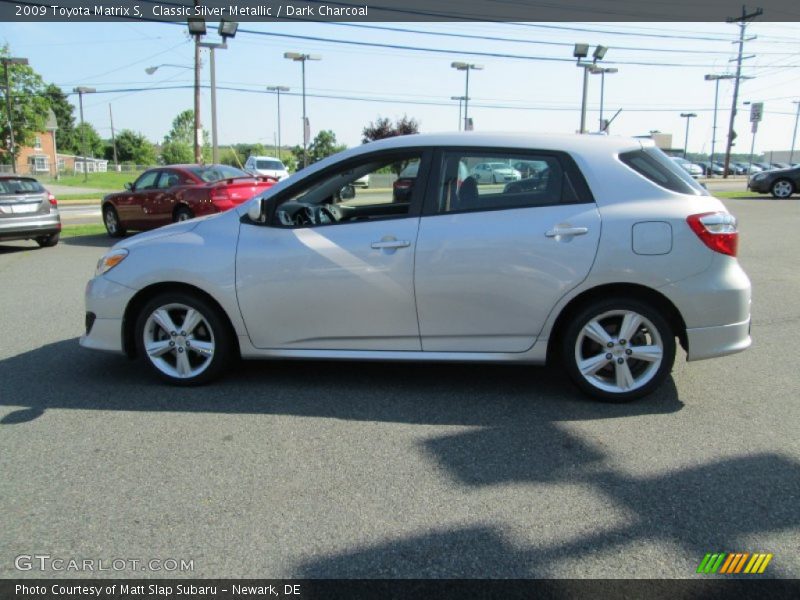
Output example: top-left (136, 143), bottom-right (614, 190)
top-left (95, 248), bottom-right (129, 277)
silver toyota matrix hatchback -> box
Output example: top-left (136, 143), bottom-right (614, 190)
top-left (81, 133), bottom-right (751, 402)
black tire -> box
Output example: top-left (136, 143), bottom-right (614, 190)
top-left (174, 206), bottom-right (195, 222)
top-left (36, 233), bottom-right (60, 247)
top-left (561, 297), bottom-right (676, 403)
top-left (103, 205), bottom-right (126, 237)
top-left (770, 179), bottom-right (794, 199)
top-left (135, 291), bottom-right (235, 386)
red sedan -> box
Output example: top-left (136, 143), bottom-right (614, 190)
top-left (101, 164), bottom-right (277, 237)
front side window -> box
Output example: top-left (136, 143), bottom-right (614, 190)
top-left (270, 153), bottom-right (423, 228)
top-left (133, 170), bottom-right (159, 190)
top-left (435, 151), bottom-right (587, 214)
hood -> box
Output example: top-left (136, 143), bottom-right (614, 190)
top-left (111, 214), bottom-right (216, 251)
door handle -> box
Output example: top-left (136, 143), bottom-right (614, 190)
top-left (371, 240), bottom-right (411, 249)
top-left (545, 226), bottom-right (589, 238)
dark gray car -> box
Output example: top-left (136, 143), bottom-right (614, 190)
top-left (748, 166), bottom-right (800, 199)
top-left (0, 176), bottom-right (61, 247)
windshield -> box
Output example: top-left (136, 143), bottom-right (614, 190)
top-left (189, 165), bottom-right (251, 183)
top-left (0, 178), bottom-right (45, 195)
top-left (255, 160), bottom-right (285, 170)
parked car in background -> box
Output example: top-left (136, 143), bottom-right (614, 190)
top-left (101, 165), bottom-right (277, 237)
top-left (0, 176), bottom-right (61, 247)
top-left (352, 174), bottom-right (370, 188)
top-left (670, 156), bottom-right (703, 178)
top-left (734, 162), bottom-right (762, 175)
top-left (754, 162), bottom-right (774, 172)
top-left (748, 165), bottom-right (800, 198)
top-left (470, 162), bottom-right (522, 183)
top-left (770, 162), bottom-right (791, 170)
top-left (82, 133), bottom-right (751, 402)
top-left (697, 161), bottom-right (724, 177)
top-left (244, 156), bottom-right (289, 181)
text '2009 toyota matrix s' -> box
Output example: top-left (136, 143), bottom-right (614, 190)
top-left (81, 133), bottom-right (751, 402)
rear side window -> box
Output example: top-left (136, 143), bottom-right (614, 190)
top-left (620, 147), bottom-right (709, 196)
top-left (0, 178), bottom-right (45, 194)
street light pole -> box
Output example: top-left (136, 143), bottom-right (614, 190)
top-left (590, 66), bottom-right (617, 132)
top-left (198, 20), bottom-right (238, 165)
top-left (790, 100), bottom-right (800, 164)
top-left (267, 86), bottom-right (289, 159)
top-left (574, 44), bottom-right (608, 134)
top-left (451, 63), bottom-right (482, 131)
top-left (680, 112), bottom-right (697, 159)
top-left (2, 56), bottom-right (28, 174)
top-left (73, 86), bottom-right (96, 182)
top-left (284, 52), bottom-right (321, 169)
top-left (704, 74), bottom-right (736, 166)
top-left (188, 16), bottom-right (206, 164)
top-left (451, 96), bottom-right (466, 131)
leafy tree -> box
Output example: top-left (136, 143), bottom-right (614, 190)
top-left (73, 121), bottom-right (105, 157)
top-left (162, 109), bottom-right (210, 163)
top-left (0, 46), bottom-right (49, 164)
top-left (292, 130), bottom-right (346, 168)
top-left (108, 129), bottom-right (156, 166)
top-left (43, 83), bottom-right (78, 154)
top-left (362, 115), bottom-right (420, 144)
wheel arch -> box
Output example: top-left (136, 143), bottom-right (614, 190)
top-left (546, 282), bottom-right (687, 364)
top-left (122, 281), bottom-right (240, 359)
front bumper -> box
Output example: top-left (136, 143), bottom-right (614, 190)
top-left (747, 179), bottom-right (770, 193)
top-left (79, 275), bottom-right (138, 354)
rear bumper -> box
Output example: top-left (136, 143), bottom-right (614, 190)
top-left (0, 212), bottom-right (61, 240)
top-left (686, 318), bottom-right (751, 361)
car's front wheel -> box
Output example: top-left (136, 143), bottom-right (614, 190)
top-left (561, 298), bottom-right (676, 402)
top-left (135, 292), bottom-right (234, 385)
top-left (770, 179), bottom-right (794, 199)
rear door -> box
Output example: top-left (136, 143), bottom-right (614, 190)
top-left (414, 148), bottom-right (601, 352)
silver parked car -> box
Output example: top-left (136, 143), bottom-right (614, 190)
top-left (0, 176), bottom-right (61, 247)
top-left (243, 156), bottom-right (289, 181)
top-left (81, 133), bottom-right (751, 402)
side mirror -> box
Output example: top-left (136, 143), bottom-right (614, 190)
top-left (124, 182), bottom-right (133, 191)
top-left (339, 184), bottom-right (356, 200)
top-left (247, 196), bottom-right (275, 224)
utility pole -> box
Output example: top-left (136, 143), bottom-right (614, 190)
top-left (790, 100), bottom-right (800, 164)
top-left (108, 104), bottom-right (118, 171)
top-left (723, 5), bottom-right (762, 178)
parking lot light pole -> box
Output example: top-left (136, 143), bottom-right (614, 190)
top-left (284, 52), bottom-right (321, 169)
top-left (451, 96), bottom-right (466, 131)
top-left (590, 66), bottom-right (617, 132)
top-left (2, 56), bottom-right (28, 174)
top-left (198, 20), bottom-right (238, 165)
top-left (791, 100), bottom-right (800, 163)
top-left (267, 86), bottom-right (290, 159)
top-left (574, 44), bottom-right (607, 134)
top-left (451, 62), bottom-right (482, 131)
top-left (680, 113), bottom-right (697, 159)
top-left (73, 86), bottom-right (96, 182)
top-left (704, 74), bottom-right (736, 166)
top-left (188, 17), bottom-right (207, 164)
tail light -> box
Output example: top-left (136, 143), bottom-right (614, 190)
top-left (394, 180), bottom-right (412, 190)
top-left (687, 212), bottom-right (738, 257)
top-left (48, 192), bottom-right (57, 206)
top-left (210, 186), bottom-right (230, 203)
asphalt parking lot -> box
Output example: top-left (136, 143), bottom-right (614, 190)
top-left (0, 198), bottom-right (798, 579)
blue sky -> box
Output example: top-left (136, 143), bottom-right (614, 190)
top-left (2, 20), bottom-right (799, 156)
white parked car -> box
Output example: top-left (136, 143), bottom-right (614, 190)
top-left (470, 161), bottom-right (522, 183)
top-left (669, 156), bottom-right (704, 179)
top-left (81, 133), bottom-right (751, 402)
top-left (243, 156), bottom-right (289, 181)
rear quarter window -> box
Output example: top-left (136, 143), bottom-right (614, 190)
top-left (620, 147), bottom-right (708, 196)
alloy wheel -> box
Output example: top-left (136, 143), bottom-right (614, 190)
top-left (142, 303), bottom-right (215, 379)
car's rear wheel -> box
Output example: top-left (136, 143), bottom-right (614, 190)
top-left (103, 205), bottom-right (126, 237)
top-left (561, 298), bottom-right (676, 402)
top-left (174, 206), bottom-right (194, 222)
top-left (771, 179), bottom-right (794, 199)
top-left (35, 233), bottom-right (59, 247)
top-left (135, 292), bottom-right (234, 386)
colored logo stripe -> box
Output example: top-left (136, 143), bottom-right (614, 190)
top-left (698, 552), bottom-right (773, 574)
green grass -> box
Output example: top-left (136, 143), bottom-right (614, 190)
top-left (56, 193), bottom-right (105, 202)
top-left (41, 171), bottom-right (143, 190)
top-left (60, 224), bottom-right (107, 238)
top-left (713, 191), bottom-right (768, 199)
